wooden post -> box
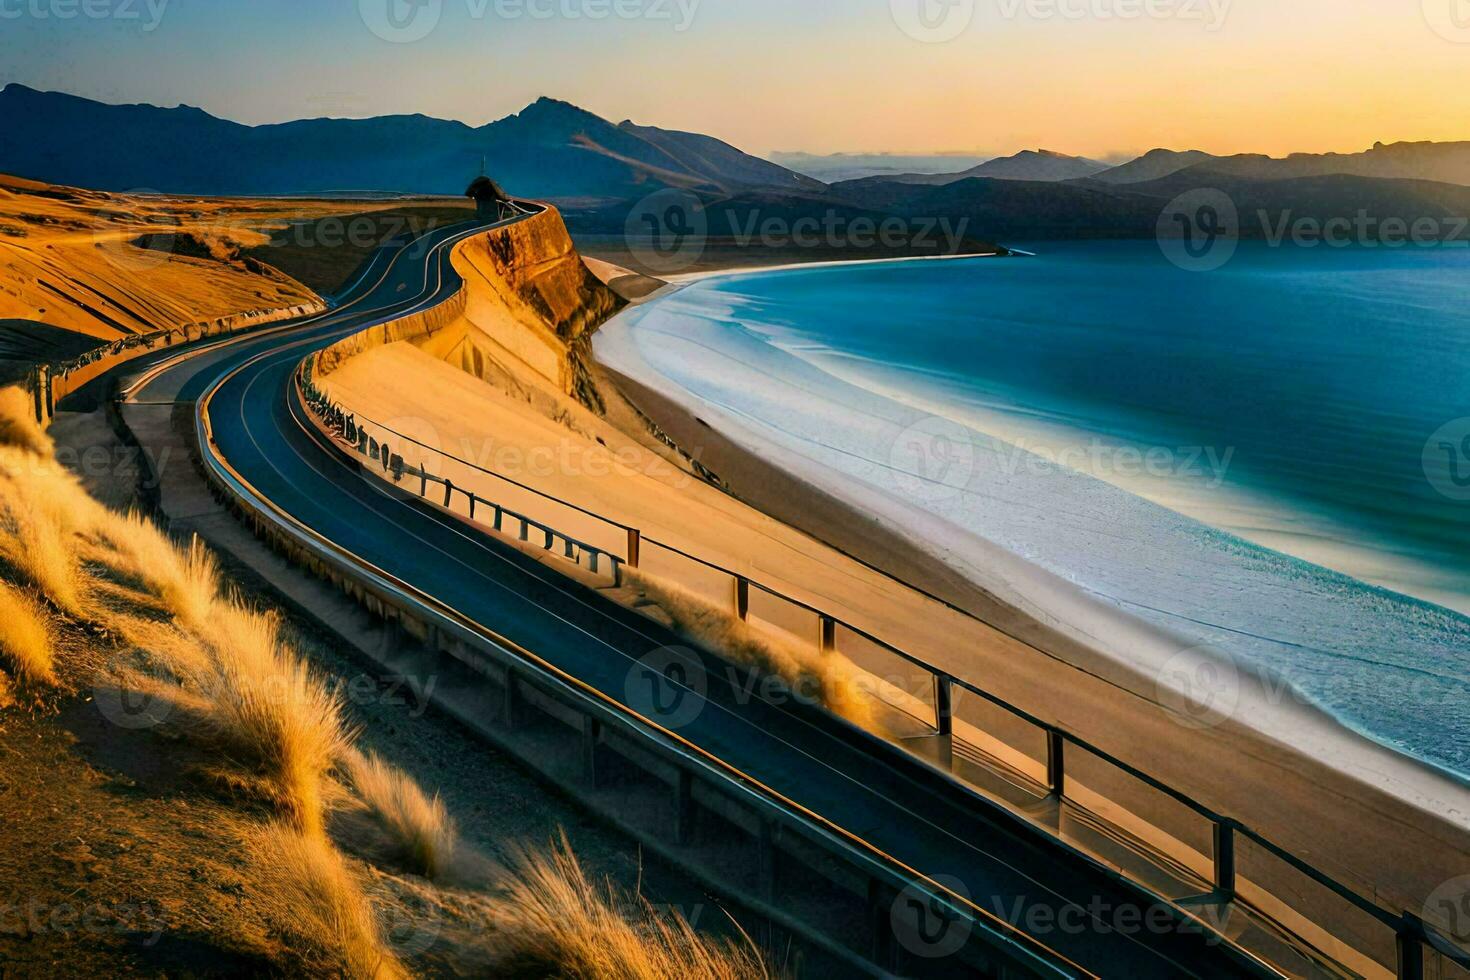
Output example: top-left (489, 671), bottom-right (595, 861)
top-left (443, 479), bottom-right (454, 508)
top-left (626, 528), bottom-right (641, 569)
top-left (734, 577), bottom-right (750, 621)
top-left (1046, 730), bottom-right (1066, 798)
top-left (935, 675), bottom-right (954, 737)
top-left (1396, 920), bottom-right (1424, 980)
top-left (1214, 822), bottom-right (1237, 901)
top-left (819, 616), bottom-right (837, 654)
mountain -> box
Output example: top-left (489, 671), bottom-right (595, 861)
top-left (829, 149), bottom-right (1111, 193)
top-left (0, 85), bottom-right (819, 201)
top-left (1193, 141), bottom-right (1470, 187)
top-left (618, 121), bottom-right (826, 194)
top-left (830, 168), bottom-right (1470, 242)
top-left (1092, 149), bottom-right (1219, 184)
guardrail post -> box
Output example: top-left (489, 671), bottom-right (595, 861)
top-left (1396, 918), bottom-right (1425, 980)
top-left (673, 770), bottom-right (695, 846)
top-left (501, 672), bottom-right (523, 731)
top-left (935, 675), bottom-right (954, 738)
top-left (1214, 822), bottom-right (1237, 902)
top-left (582, 715), bottom-right (604, 789)
top-left (734, 577), bottom-right (750, 621)
top-left (819, 615), bottom-right (836, 655)
top-left (626, 528), bottom-right (641, 569)
top-left (419, 469), bottom-right (427, 496)
top-left (1046, 730), bottom-right (1065, 798)
top-left (757, 820), bottom-right (779, 902)
top-left (869, 879), bottom-right (899, 972)
top-left (443, 478), bottom-right (454, 509)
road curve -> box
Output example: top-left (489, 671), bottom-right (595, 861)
top-left (132, 215), bottom-right (1273, 980)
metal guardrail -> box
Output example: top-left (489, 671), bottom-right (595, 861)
top-left (189, 223), bottom-right (1086, 977)
top-left (296, 346), bottom-right (1470, 980)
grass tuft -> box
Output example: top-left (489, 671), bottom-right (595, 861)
top-left (0, 582), bottom-right (56, 687)
top-left (341, 747), bottom-right (459, 881)
top-left (188, 606), bottom-right (356, 837)
top-left (247, 822), bottom-right (404, 979)
top-left (620, 568), bottom-right (878, 732)
top-left (489, 835), bottom-right (772, 980)
top-left (0, 387), bottom-right (53, 457)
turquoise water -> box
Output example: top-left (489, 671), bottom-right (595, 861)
top-left (616, 241), bottom-right (1470, 778)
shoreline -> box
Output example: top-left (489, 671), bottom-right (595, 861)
top-left (591, 269), bottom-right (1470, 917)
top-left (662, 247), bottom-right (1007, 284)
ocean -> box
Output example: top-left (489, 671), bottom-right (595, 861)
top-left (606, 241), bottom-right (1470, 780)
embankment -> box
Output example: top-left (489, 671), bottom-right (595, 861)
top-left (316, 206), bottom-right (620, 416)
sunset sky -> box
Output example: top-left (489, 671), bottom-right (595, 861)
top-left (5, 0), bottom-right (1468, 160)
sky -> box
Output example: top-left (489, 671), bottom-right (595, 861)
top-left (3, 0), bottom-right (1468, 160)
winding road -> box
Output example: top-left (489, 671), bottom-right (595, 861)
top-left (121, 213), bottom-right (1275, 979)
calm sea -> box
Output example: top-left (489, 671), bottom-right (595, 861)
top-left (616, 241), bottom-right (1470, 778)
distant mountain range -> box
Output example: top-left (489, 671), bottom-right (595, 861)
top-left (3, 84), bottom-right (1469, 245)
top-left (849, 143), bottom-right (1470, 189)
top-left (769, 152), bottom-right (994, 183)
top-left (0, 84), bottom-right (820, 201)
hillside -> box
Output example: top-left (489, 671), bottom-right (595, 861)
top-left (0, 175), bottom-right (356, 343)
top-left (0, 86), bottom-right (819, 202)
top-left (831, 168), bottom-right (1470, 242)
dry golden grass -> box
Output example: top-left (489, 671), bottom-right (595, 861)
top-left (180, 605), bottom-right (356, 837)
top-left (0, 387), bottom-right (52, 457)
top-left (0, 666), bottom-right (13, 708)
top-left (342, 747), bottom-right (459, 882)
top-left (0, 581), bottom-right (56, 687)
top-left (98, 513), bottom-right (220, 630)
top-left (247, 822), bottom-right (405, 980)
top-left (620, 568), bottom-right (878, 732)
top-left (489, 837), bottom-right (772, 980)
top-left (0, 384), bottom-right (774, 979)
